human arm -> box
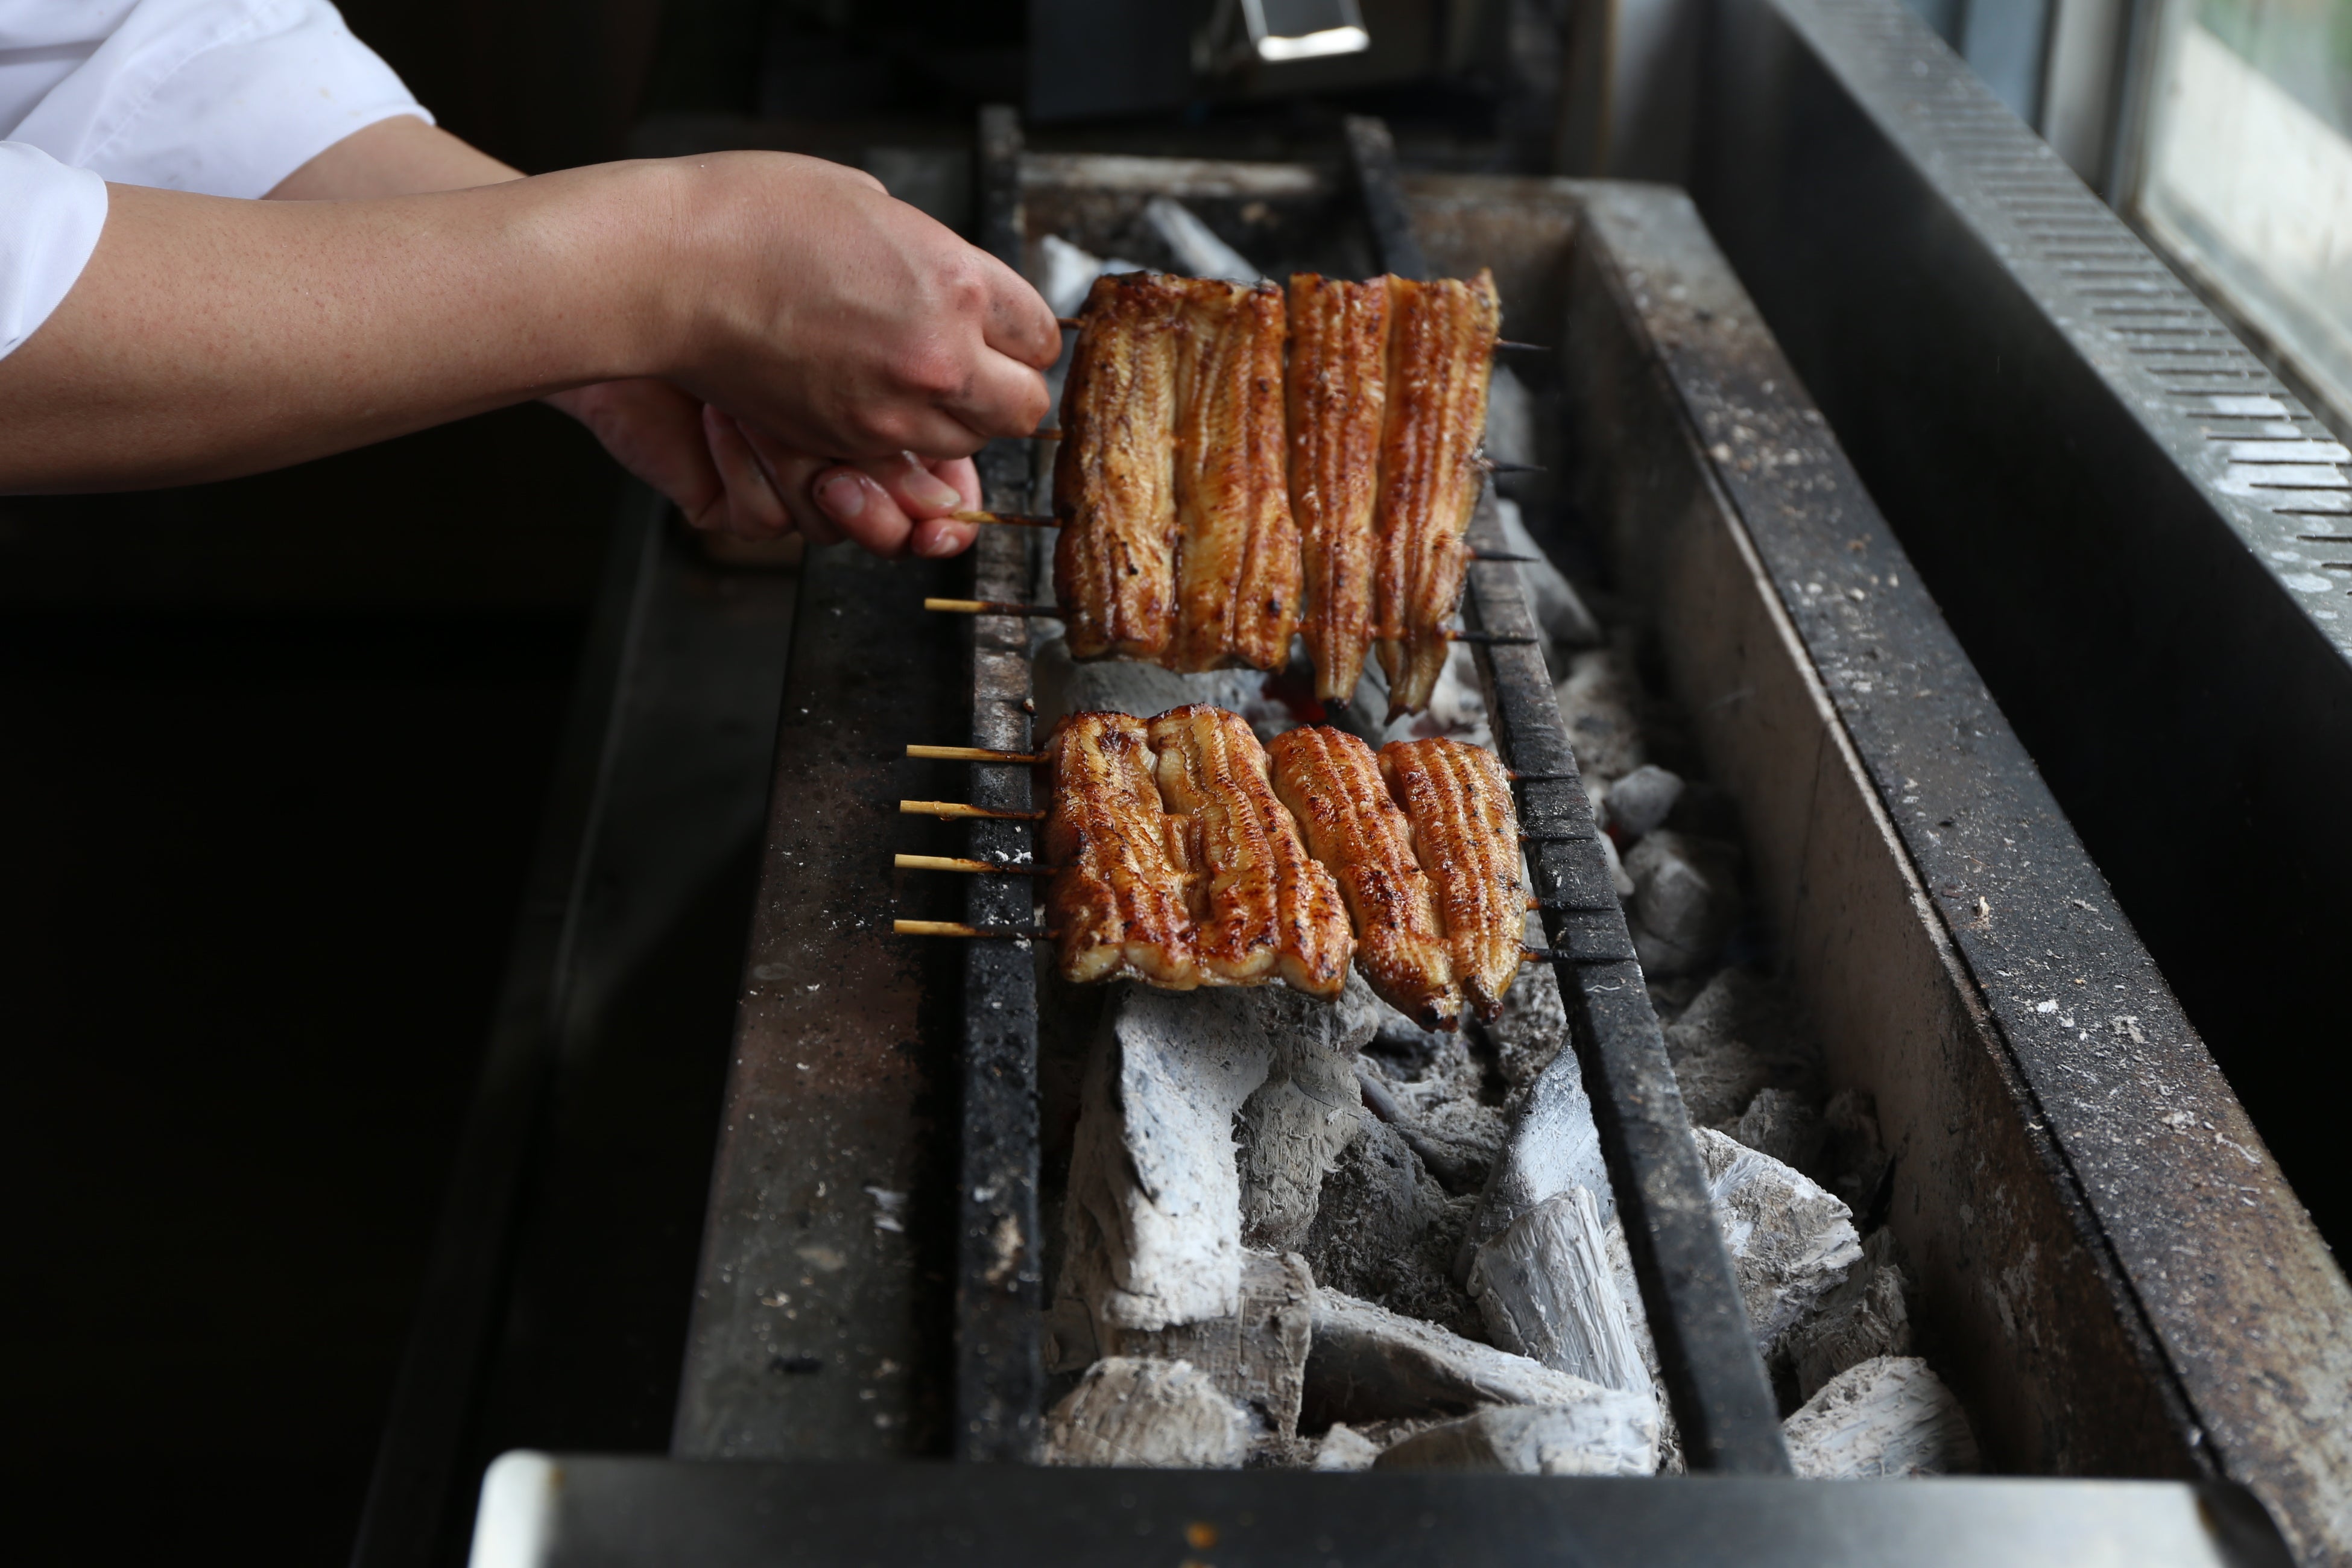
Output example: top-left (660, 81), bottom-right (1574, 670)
top-left (0, 143), bottom-right (1053, 551)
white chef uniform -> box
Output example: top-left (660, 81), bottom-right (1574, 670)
top-left (1, 0), bottom-right (425, 358)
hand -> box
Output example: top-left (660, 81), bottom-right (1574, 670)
top-left (657, 153), bottom-right (1061, 460)
top-left (549, 378), bottom-right (982, 557)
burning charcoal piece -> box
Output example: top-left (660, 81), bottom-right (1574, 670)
top-left (1373, 1400), bottom-right (1658, 1477)
top-left (1604, 763), bottom-right (1685, 841)
top-left (1783, 1356), bottom-right (1980, 1479)
top-left (1310, 1423), bottom-right (1386, 1470)
top-left (1060, 987), bottom-right (1279, 1332)
top-left (1696, 1128), bottom-right (1864, 1358)
top-left (1459, 1043), bottom-right (1613, 1271)
top-left (1237, 973), bottom-right (1383, 1251)
top-left (1554, 648), bottom-right (1648, 783)
top-left (1111, 1250), bottom-right (1317, 1441)
top-left (1737, 1087), bottom-right (1826, 1170)
top-left (1786, 1236), bottom-right (1914, 1401)
top-left (1624, 829), bottom-right (1742, 978)
top-left (1495, 496), bottom-right (1602, 651)
top-left (1481, 959), bottom-right (1569, 1089)
top-left (1303, 1288), bottom-right (1630, 1427)
top-left (1468, 1187), bottom-right (1652, 1402)
top-left (1301, 1118), bottom-right (1479, 1335)
top-left (1598, 829), bottom-right (1635, 900)
top-left (1041, 1357), bottom-right (1256, 1469)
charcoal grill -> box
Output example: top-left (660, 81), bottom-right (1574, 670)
top-left (403, 111), bottom-right (2344, 1568)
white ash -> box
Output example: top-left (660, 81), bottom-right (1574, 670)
top-left (1486, 364), bottom-right (1538, 465)
top-left (1373, 1399), bottom-right (1658, 1477)
top-left (1304, 1288), bottom-right (1643, 1441)
top-left (1625, 830), bottom-right (1742, 978)
top-left (1105, 1250), bottom-right (1317, 1441)
top-left (1301, 1117), bottom-right (1480, 1336)
top-left (1785, 1231), bottom-right (1913, 1400)
top-left (1041, 1356), bottom-right (1255, 1468)
top-left (1468, 1187), bottom-right (1652, 1402)
top-left (1310, 1422), bottom-right (1386, 1470)
top-left (1783, 1356), bottom-right (1979, 1479)
top-left (1236, 972), bottom-right (1383, 1251)
top-left (1737, 1087), bottom-right (1826, 1170)
top-left (1031, 634), bottom-right (1266, 732)
top-left (1696, 1127), bottom-right (1863, 1359)
top-left (1060, 985), bottom-right (1279, 1333)
top-left (1034, 234), bottom-right (1151, 320)
top-left (1604, 763), bottom-right (1684, 841)
top-left (1462, 1044), bottom-right (1612, 1269)
top-left (1554, 648), bottom-right (1648, 783)
top-left (1480, 959), bottom-right (1570, 1089)
top-left (1662, 967), bottom-right (1819, 1130)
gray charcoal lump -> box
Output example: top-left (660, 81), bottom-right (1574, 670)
top-left (1481, 961), bottom-right (1569, 1089)
top-left (1783, 1356), bottom-right (1979, 1478)
top-left (1104, 1250), bottom-right (1317, 1441)
top-left (1786, 1230), bottom-right (1913, 1400)
top-left (1468, 1186), bottom-right (1652, 1400)
top-left (1604, 763), bottom-right (1685, 841)
top-left (1042, 1357), bottom-right (1256, 1468)
top-left (1554, 649), bottom-right (1648, 783)
top-left (1696, 1128), bottom-right (1862, 1358)
top-left (1737, 1087), bottom-right (1826, 1170)
top-left (1060, 986), bottom-right (1279, 1333)
top-left (1236, 972), bottom-right (1383, 1251)
top-left (1663, 967), bottom-right (1818, 1129)
top-left (1374, 1400), bottom-right (1657, 1477)
top-left (1625, 830), bottom-right (1741, 978)
top-left (1302, 1118), bottom-right (1480, 1337)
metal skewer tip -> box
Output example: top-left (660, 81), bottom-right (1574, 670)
top-left (1522, 944), bottom-right (1563, 963)
top-left (1495, 340), bottom-right (1549, 352)
top-left (1482, 459), bottom-right (1546, 475)
top-left (898, 798), bottom-right (1048, 822)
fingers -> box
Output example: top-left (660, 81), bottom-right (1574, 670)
top-left (975, 250), bottom-right (1063, 370)
top-left (701, 406), bottom-right (795, 539)
top-left (736, 433), bottom-right (980, 560)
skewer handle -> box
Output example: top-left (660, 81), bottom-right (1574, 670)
top-left (950, 510), bottom-right (1059, 529)
top-left (895, 853), bottom-right (1051, 876)
top-left (905, 744), bottom-right (1042, 764)
top-left (899, 798), bottom-right (1049, 821)
top-left (925, 597), bottom-right (1062, 618)
top-left (896, 918), bottom-right (1053, 940)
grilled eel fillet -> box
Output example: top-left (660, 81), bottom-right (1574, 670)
top-left (1266, 725), bottom-right (1463, 1029)
top-left (1149, 705), bottom-right (1352, 997)
top-left (1053, 274), bottom-right (1184, 661)
top-left (1170, 279), bottom-right (1302, 672)
top-left (1041, 712), bottom-right (1199, 988)
top-left (1372, 269), bottom-right (1501, 718)
top-left (1379, 738), bottom-right (1526, 1020)
top-left (1286, 274), bottom-right (1389, 703)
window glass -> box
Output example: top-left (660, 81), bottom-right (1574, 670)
top-left (2139, 0), bottom-right (2352, 419)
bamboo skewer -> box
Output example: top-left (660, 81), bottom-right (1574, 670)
top-left (899, 798), bottom-right (1047, 822)
top-left (905, 743), bottom-right (1042, 764)
top-left (896, 918), bottom-right (1054, 940)
top-left (894, 853), bottom-right (1052, 876)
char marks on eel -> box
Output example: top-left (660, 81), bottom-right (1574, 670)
top-left (1042, 712), bottom-right (1199, 988)
top-left (1373, 270), bottom-right (1501, 719)
top-left (1266, 725), bottom-right (1464, 1029)
top-left (1149, 705), bottom-right (1353, 997)
top-left (1286, 274), bottom-right (1390, 703)
top-left (1379, 738), bottom-right (1527, 1020)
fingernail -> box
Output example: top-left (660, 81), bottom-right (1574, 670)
top-left (906, 470), bottom-right (962, 510)
top-left (816, 473), bottom-right (867, 520)
top-left (918, 525), bottom-right (967, 558)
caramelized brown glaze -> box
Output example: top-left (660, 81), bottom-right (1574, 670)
top-left (1379, 738), bottom-right (1525, 1020)
top-left (1371, 270), bottom-right (1500, 718)
top-left (1266, 725), bottom-right (1462, 1029)
top-left (1149, 705), bottom-right (1353, 996)
top-left (1285, 274), bottom-right (1389, 703)
top-left (1052, 274), bottom-right (1184, 661)
top-left (1040, 711), bottom-right (1199, 988)
top-left (1169, 279), bottom-right (1301, 672)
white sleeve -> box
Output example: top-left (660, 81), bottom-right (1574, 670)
top-left (0, 141), bottom-right (109, 359)
top-left (8, 0), bottom-right (430, 199)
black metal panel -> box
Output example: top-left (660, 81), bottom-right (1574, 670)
top-left (1695, 0), bottom-right (2352, 1269)
top-left (953, 104), bottom-right (1046, 1463)
top-left (478, 1455), bottom-right (2292, 1568)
